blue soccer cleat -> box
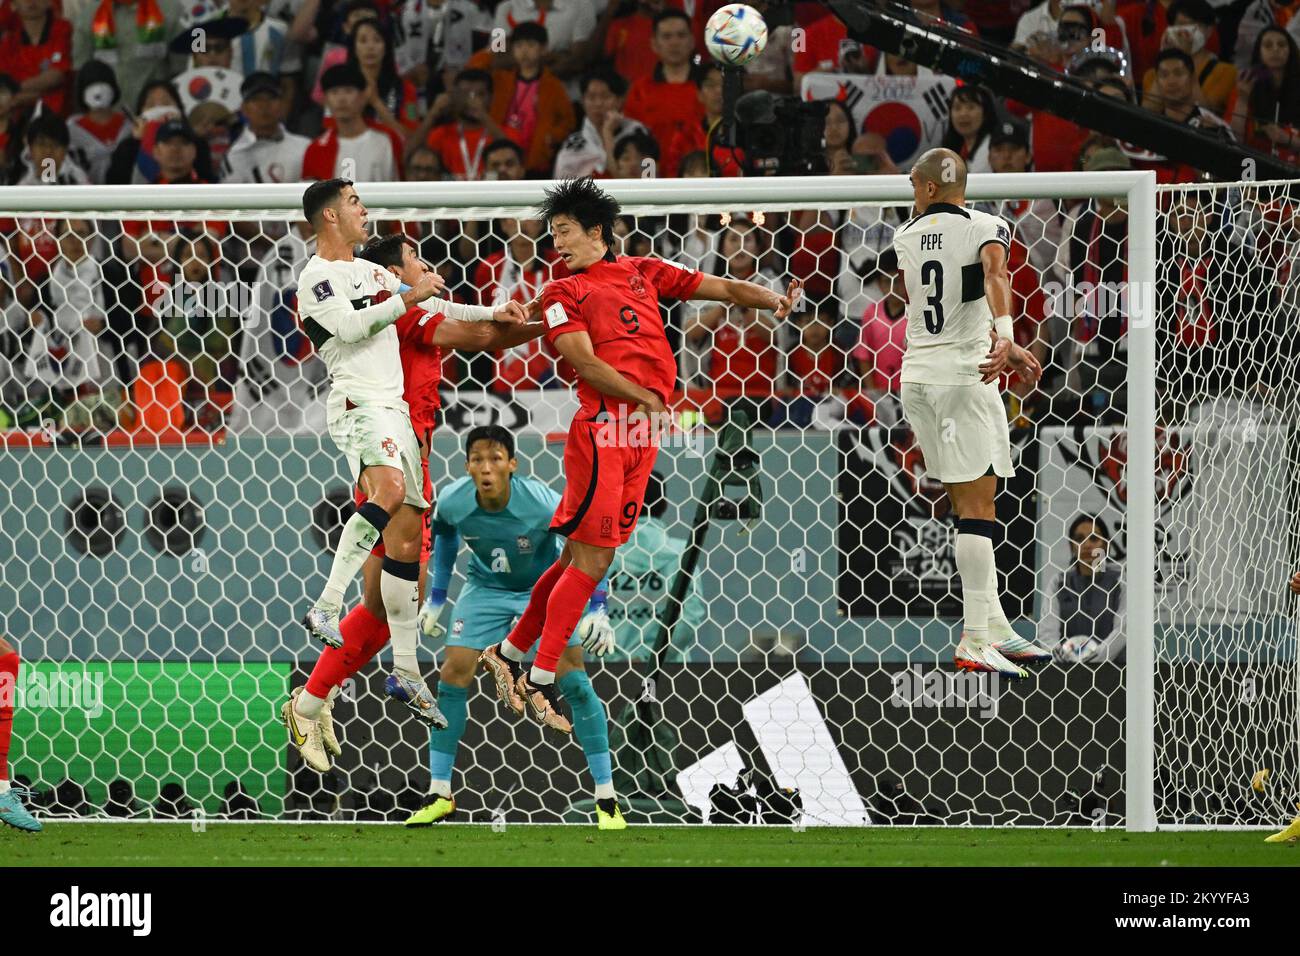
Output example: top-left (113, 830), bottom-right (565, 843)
top-left (0, 787), bottom-right (43, 832)
top-left (384, 670), bottom-right (449, 728)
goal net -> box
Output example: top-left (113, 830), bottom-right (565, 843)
top-left (0, 175), bottom-right (1294, 828)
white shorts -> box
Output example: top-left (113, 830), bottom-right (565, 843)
top-left (899, 380), bottom-right (1014, 484)
top-left (326, 401), bottom-right (428, 509)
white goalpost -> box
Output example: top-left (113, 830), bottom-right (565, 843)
top-left (4, 171), bottom-right (1296, 832)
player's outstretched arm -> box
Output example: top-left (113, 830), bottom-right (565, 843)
top-left (690, 275), bottom-right (803, 319)
top-left (552, 329), bottom-right (667, 414)
top-left (431, 313), bottom-right (544, 352)
top-left (305, 270), bottom-right (443, 344)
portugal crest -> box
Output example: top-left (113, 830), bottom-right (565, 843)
top-left (381, 437), bottom-right (398, 458)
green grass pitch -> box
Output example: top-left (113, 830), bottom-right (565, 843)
top-left (3, 824), bottom-right (1294, 866)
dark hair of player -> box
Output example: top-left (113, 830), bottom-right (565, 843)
top-left (510, 21), bottom-right (548, 47)
top-left (358, 232), bottom-right (411, 269)
top-left (536, 177), bottom-right (622, 248)
top-left (653, 8), bottom-right (691, 32)
top-left (302, 178), bottom-right (355, 226)
top-left (644, 471), bottom-right (667, 520)
top-left (465, 424), bottom-right (515, 460)
top-left (484, 138), bottom-right (526, 163)
top-left (580, 68), bottom-right (627, 98)
top-left (1069, 515), bottom-right (1110, 542)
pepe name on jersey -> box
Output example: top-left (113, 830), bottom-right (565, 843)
top-left (893, 203), bottom-right (1012, 386)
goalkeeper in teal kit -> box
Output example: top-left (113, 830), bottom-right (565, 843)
top-left (405, 424), bottom-right (619, 827)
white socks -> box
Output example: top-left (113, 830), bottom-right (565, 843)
top-left (955, 529), bottom-right (995, 640)
top-left (529, 666), bottom-right (555, 686)
top-left (501, 640), bottom-right (526, 663)
top-left (0, 779), bottom-right (10, 794)
top-left (429, 779), bottom-right (453, 798)
top-left (595, 782), bottom-right (615, 801)
top-left (987, 559), bottom-right (1011, 635)
top-left (295, 689), bottom-right (327, 719)
top-left (319, 503), bottom-right (389, 608)
top-left (382, 560), bottom-right (421, 676)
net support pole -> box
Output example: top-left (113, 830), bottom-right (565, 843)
top-left (1125, 171), bottom-right (1158, 833)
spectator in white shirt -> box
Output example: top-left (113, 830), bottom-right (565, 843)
top-left (552, 68), bottom-right (645, 179)
top-left (222, 71), bottom-right (310, 183)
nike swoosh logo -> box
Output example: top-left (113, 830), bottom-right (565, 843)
top-left (286, 709), bottom-right (306, 746)
top-left (576, 293), bottom-right (592, 304)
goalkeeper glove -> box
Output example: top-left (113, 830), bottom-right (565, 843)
top-left (419, 587), bottom-right (448, 640)
top-left (577, 589), bottom-right (616, 657)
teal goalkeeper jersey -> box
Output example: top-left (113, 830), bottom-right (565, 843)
top-left (431, 475), bottom-right (564, 592)
top-left (606, 517), bottom-right (703, 663)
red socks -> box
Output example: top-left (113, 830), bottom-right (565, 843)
top-left (0, 649), bottom-right (18, 783)
top-left (533, 566), bottom-right (599, 675)
top-left (505, 558), bottom-right (567, 657)
top-left (304, 604), bottom-right (390, 698)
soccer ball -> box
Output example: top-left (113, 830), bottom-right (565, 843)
top-left (704, 3), bottom-right (769, 67)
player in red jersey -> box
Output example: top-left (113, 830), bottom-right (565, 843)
top-left (481, 177), bottom-right (801, 737)
top-left (289, 234), bottom-right (546, 770)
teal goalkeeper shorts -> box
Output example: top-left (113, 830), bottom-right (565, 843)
top-left (445, 581), bottom-right (583, 652)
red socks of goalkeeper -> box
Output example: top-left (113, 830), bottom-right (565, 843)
top-left (504, 558), bottom-right (567, 659)
top-left (305, 604), bottom-right (390, 698)
top-left (0, 646), bottom-right (18, 783)
top-left (531, 566), bottom-right (600, 679)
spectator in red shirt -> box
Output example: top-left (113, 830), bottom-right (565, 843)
top-left (0, 74), bottom-right (18, 170)
top-left (684, 220), bottom-right (781, 397)
top-left (416, 68), bottom-right (508, 180)
top-left (788, 308), bottom-right (843, 398)
top-left (487, 22), bottom-right (576, 176)
top-left (623, 8), bottom-right (705, 177)
top-left (474, 217), bottom-right (570, 390)
top-left (0, 0), bottom-right (73, 117)
top-left (662, 62), bottom-right (741, 177)
top-left (601, 0), bottom-right (680, 84)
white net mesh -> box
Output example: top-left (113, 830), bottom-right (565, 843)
top-left (0, 176), bottom-right (1295, 827)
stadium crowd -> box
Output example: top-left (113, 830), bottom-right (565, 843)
top-left (0, 0), bottom-right (1298, 437)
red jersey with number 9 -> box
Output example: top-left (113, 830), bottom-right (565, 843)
top-left (541, 254), bottom-right (703, 419)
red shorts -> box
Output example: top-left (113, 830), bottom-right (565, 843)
top-left (354, 454), bottom-right (434, 563)
top-left (551, 417), bottom-right (659, 547)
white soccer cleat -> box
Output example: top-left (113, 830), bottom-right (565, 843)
top-left (990, 630), bottom-right (1053, 667)
top-left (280, 696), bottom-right (332, 772)
top-left (303, 603), bottom-right (344, 649)
top-left (293, 686), bottom-right (341, 758)
top-left (955, 634), bottom-right (1029, 680)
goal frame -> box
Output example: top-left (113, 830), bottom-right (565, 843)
top-left (0, 172), bottom-right (1160, 831)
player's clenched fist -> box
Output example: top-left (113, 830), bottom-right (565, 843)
top-left (1289, 571), bottom-right (1300, 595)
top-left (491, 300), bottom-right (530, 324)
top-left (401, 270), bottom-right (443, 308)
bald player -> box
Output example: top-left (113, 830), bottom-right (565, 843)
top-left (893, 148), bottom-right (1051, 679)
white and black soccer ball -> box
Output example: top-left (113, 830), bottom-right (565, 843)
top-left (704, 3), bottom-right (769, 67)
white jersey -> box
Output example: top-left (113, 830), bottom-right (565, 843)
top-left (893, 202), bottom-right (1011, 386)
top-left (296, 254), bottom-right (407, 409)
